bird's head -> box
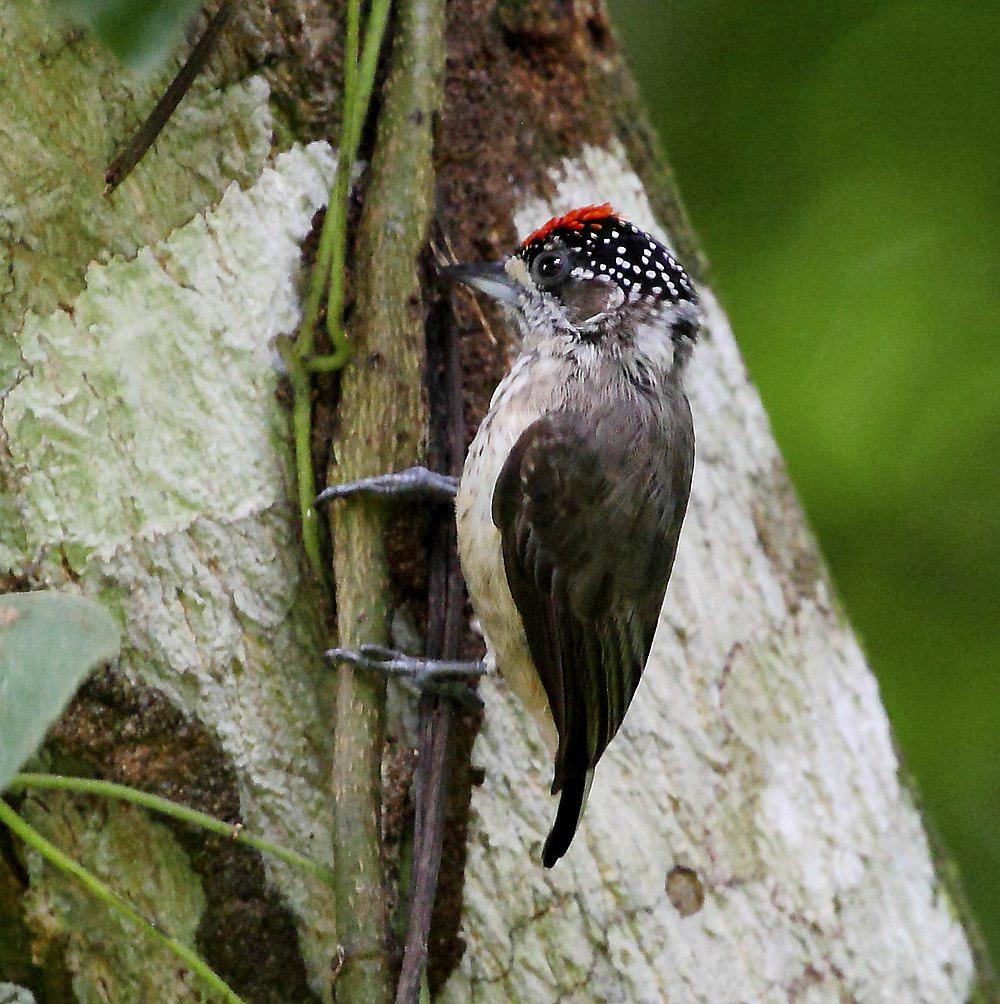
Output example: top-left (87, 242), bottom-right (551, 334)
top-left (447, 204), bottom-right (700, 348)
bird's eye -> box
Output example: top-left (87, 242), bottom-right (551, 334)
top-left (531, 251), bottom-right (569, 286)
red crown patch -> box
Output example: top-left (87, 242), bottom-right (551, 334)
top-left (519, 203), bottom-right (617, 249)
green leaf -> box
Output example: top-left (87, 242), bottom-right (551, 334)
top-left (59, 0), bottom-right (202, 69)
top-left (0, 592), bottom-right (121, 791)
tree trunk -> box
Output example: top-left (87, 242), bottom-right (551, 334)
top-left (0, 0), bottom-right (990, 1001)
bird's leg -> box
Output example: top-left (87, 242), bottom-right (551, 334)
top-left (316, 465), bottom-right (458, 505)
top-left (326, 644), bottom-right (487, 710)
top-left (321, 468), bottom-right (472, 704)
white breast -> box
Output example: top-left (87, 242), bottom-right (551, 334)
top-left (455, 328), bottom-right (679, 752)
top-left (455, 354), bottom-right (563, 751)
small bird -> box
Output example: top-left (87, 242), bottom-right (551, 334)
top-left (450, 205), bottom-right (699, 865)
top-left (321, 204), bottom-right (700, 867)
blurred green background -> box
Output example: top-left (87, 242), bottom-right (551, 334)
top-left (611, 0), bottom-right (999, 958)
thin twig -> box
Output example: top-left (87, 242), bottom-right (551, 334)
top-left (396, 291), bottom-right (468, 1004)
top-left (395, 227), bottom-right (498, 1001)
top-left (0, 798), bottom-right (244, 1003)
top-left (104, 0), bottom-right (238, 194)
top-left (6, 773), bottom-right (334, 885)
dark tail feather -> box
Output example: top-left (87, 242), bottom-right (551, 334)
top-left (542, 771), bottom-right (591, 868)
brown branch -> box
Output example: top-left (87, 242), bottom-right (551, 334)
top-left (325, 0), bottom-right (446, 997)
top-left (104, 0), bottom-right (237, 194)
top-left (395, 305), bottom-right (467, 1004)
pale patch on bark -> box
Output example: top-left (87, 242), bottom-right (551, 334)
top-left (441, 143), bottom-right (975, 1003)
top-left (0, 984), bottom-right (36, 1003)
top-left (1, 141), bottom-right (341, 995)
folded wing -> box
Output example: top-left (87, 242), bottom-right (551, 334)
top-left (492, 400), bottom-right (694, 864)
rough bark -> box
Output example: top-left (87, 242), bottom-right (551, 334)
top-left (0, 0), bottom-right (990, 1001)
top-left (1, 2), bottom-right (342, 999)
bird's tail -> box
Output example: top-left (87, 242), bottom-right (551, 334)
top-left (542, 769), bottom-right (593, 868)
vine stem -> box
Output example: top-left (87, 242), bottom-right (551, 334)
top-left (0, 797), bottom-right (245, 1004)
top-left (285, 0), bottom-right (393, 576)
top-left (395, 297), bottom-right (466, 1004)
top-left (322, 0), bottom-right (393, 351)
top-left (6, 773), bottom-right (334, 886)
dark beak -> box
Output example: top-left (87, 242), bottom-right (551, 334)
top-left (442, 261), bottom-right (520, 305)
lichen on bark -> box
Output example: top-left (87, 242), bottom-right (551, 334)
top-left (0, 0), bottom-right (273, 349)
top-left (18, 794), bottom-right (207, 1002)
top-left (1, 118), bottom-right (344, 996)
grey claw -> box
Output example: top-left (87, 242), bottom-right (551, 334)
top-left (358, 643), bottom-right (398, 661)
top-left (323, 645), bottom-right (487, 708)
top-left (316, 467), bottom-right (458, 506)
top-left (324, 645), bottom-right (395, 668)
top-left (326, 647), bottom-right (363, 666)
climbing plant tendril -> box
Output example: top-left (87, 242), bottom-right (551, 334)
top-left (0, 798), bottom-right (245, 1004)
top-left (5, 773), bottom-right (335, 886)
top-left (286, 0), bottom-right (394, 575)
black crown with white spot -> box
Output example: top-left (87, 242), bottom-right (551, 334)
top-left (517, 203), bottom-right (696, 306)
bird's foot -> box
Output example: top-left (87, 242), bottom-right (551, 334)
top-left (316, 466), bottom-right (458, 505)
top-left (326, 644), bottom-right (486, 709)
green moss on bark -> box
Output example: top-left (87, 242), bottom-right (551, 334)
top-left (17, 794), bottom-right (206, 1003)
top-left (0, 0), bottom-right (274, 348)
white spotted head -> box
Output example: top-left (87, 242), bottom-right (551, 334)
top-left (448, 204), bottom-right (699, 345)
